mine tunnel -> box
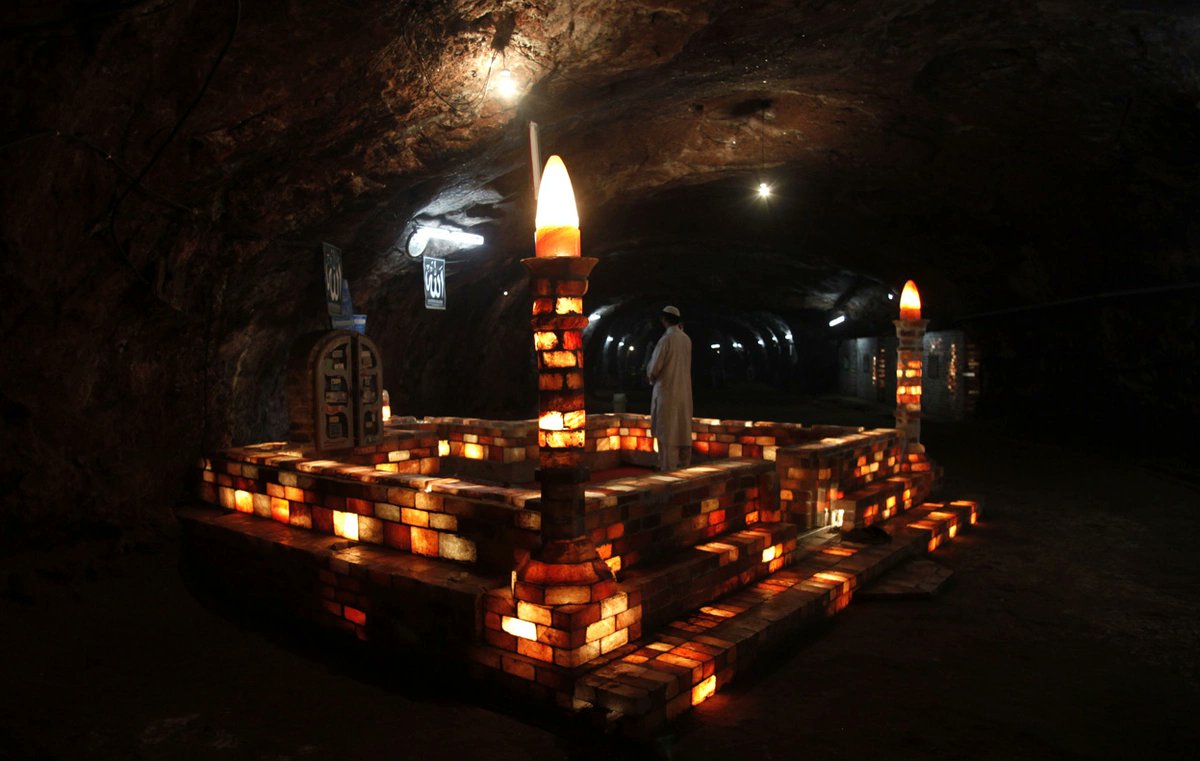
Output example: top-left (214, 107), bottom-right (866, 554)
top-left (2, 1), bottom-right (1199, 757)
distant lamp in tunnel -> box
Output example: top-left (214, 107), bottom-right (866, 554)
top-left (381, 389), bottom-right (391, 423)
top-left (757, 182), bottom-right (772, 199)
top-left (534, 156), bottom-right (580, 258)
top-left (828, 314), bottom-right (846, 327)
top-left (899, 279), bottom-right (921, 320)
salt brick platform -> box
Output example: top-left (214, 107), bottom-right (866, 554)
top-left (178, 496), bottom-right (978, 735)
top-left (181, 413), bottom-right (975, 735)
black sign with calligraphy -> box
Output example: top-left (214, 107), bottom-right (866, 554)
top-left (424, 256), bottom-right (446, 310)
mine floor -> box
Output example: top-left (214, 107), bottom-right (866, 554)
top-left (2, 396), bottom-right (1198, 760)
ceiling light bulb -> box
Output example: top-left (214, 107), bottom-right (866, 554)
top-left (496, 69), bottom-right (519, 100)
top-left (757, 182), bottom-right (771, 198)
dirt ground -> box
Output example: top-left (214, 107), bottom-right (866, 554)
top-left (3, 399), bottom-right (1198, 760)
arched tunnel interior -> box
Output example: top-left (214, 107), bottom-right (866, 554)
top-left (5, 3), bottom-right (1200, 757)
top-left (3, 0), bottom-right (1199, 548)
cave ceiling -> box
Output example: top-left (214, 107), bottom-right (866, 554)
top-left (11, 0), bottom-right (1199, 315)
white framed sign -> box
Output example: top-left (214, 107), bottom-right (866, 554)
top-left (424, 255), bottom-right (446, 310)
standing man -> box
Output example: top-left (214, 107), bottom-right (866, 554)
top-left (647, 305), bottom-right (693, 471)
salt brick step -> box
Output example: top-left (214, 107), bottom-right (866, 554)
top-left (574, 498), bottom-right (981, 736)
top-left (834, 471), bottom-right (935, 529)
top-left (618, 521), bottom-right (805, 633)
top-left (178, 505), bottom-right (504, 643)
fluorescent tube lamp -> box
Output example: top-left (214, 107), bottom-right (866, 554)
top-left (828, 314), bottom-right (846, 327)
top-left (406, 226), bottom-right (485, 257)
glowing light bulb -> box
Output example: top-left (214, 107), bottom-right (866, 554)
top-left (534, 156), bottom-right (580, 257)
top-left (899, 280), bottom-right (921, 320)
top-left (495, 69), bottom-right (519, 100)
top-left (757, 182), bottom-right (771, 198)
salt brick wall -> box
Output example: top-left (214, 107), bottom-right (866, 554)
top-left (776, 430), bottom-right (902, 528)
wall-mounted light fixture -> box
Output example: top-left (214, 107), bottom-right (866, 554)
top-left (406, 225), bottom-right (485, 258)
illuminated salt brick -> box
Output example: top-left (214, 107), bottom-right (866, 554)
top-left (270, 497), bottom-right (290, 523)
top-left (462, 443), bottom-right (485, 459)
top-left (344, 606), bottom-right (367, 626)
top-left (542, 350), bottom-right (577, 368)
top-left (332, 511), bottom-right (359, 541)
top-left (282, 486), bottom-right (304, 503)
top-left (502, 615), bottom-right (537, 640)
top-left (534, 331), bottom-right (558, 350)
top-left (401, 508), bottom-right (430, 527)
top-left (586, 616), bottom-right (616, 643)
top-left (599, 627), bottom-right (629, 654)
top-left (411, 526), bottom-right (439, 556)
top-left (600, 592), bottom-right (629, 620)
top-left (615, 605), bottom-right (641, 630)
top-left (517, 601), bottom-right (552, 626)
top-left (357, 516), bottom-right (383, 544)
top-left (439, 534), bottom-right (476, 562)
top-left (438, 440), bottom-right (450, 456)
top-left (373, 502), bottom-right (400, 523)
top-left (517, 638), bottom-right (554, 662)
top-left (605, 556), bottom-right (622, 574)
top-left (554, 296), bottom-right (582, 314)
top-left (233, 490), bottom-right (253, 513)
top-left (430, 513), bottom-right (457, 531)
top-left (415, 492), bottom-right (442, 511)
top-left (544, 585), bottom-right (590, 605)
top-left (555, 641), bottom-right (600, 668)
top-left (251, 492), bottom-right (270, 518)
top-left (692, 674), bottom-right (717, 705)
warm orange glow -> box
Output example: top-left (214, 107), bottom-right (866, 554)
top-left (563, 410), bottom-right (586, 430)
top-left (462, 443), bottom-right (485, 460)
top-left (534, 156), bottom-right (581, 258)
top-left (332, 510), bottom-right (359, 541)
top-left (234, 490), bottom-right (253, 514)
top-left (438, 439), bottom-right (450, 457)
top-left (543, 350), bottom-right (577, 368)
top-left (533, 331), bottom-right (558, 350)
top-left (899, 279), bottom-right (921, 320)
top-left (381, 389), bottom-right (391, 422)
top-left (535, 156), bottom-right (579, 229)
top-left (555, 297), bottom-right (582, 315)
top-left (692, 675), bottom-right (717, 705)
top-left (542, 430), bottom-right (585, 449)
top-left (539, 411), bottom-right (564, 430)
top-left (501, 615), bottom-right (538, 641)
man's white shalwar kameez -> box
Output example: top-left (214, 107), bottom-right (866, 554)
top-left (647, 324), bottom-right (693, 471)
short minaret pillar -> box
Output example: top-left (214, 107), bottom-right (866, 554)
top-left (894, 280), bottom-right (928, 454)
